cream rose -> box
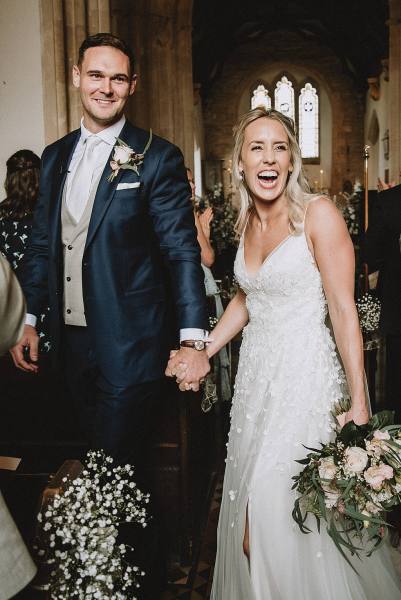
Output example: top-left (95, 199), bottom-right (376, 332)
top-left (364, 464), bottom-right (394, 490)
top-left (318, 456), bottom-right (337, 481)
top-left (113, 145), bottom-right (133, 164)
top-left (344, 446), bottom-right (369, 474)
top-left (373, 430), bottom-right (391, 441)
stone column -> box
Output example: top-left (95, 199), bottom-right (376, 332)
top-left (111, 0), bottom-right (194, 168)
top-left (40, 0), bottom-right (111, 143)
top-left (389, 0), bottom-right (401, 181)
top-left (39, 0), bottom-right (68, 141)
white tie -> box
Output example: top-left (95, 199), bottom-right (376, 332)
top-left (67, 135), bottom-right (102, 222)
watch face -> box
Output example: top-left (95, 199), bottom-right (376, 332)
top-left (194, 340), bottom-right (205, 351)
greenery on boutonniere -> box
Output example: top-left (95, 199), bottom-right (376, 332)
top-left (108, 130), bottom-right (152, 182)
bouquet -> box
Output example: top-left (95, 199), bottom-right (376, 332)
top-left (36, 450), bottom-right (149, 599)
top-left (292, 411), bottom-right (401, 569)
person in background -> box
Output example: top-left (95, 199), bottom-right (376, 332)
top-left (186, 166), bottom-right (215, 267)
top-left (186, 167), bottom-right (231, 405)
top-left (364, 178), bottom-right (401, 421)
top-left (0, 150), bottom-right (51, 354)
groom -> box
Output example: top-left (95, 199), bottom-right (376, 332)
top-left (11, 32), bottom-right (210, 468)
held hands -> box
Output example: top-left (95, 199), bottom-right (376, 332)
top-left (10, 324), bottom-right (39, 373)
top-left (165, 347), bottom-right (210, 392)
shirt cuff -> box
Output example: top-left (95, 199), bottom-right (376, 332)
top-left (25, 313), bottom-right (37, 328)
top-left (179, 328), bottom-right (208, 342)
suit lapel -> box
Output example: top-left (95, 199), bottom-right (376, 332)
top-left (49, 131), bottom-right (80, 257)
top-left (85, 121), bottom-right (139, 251)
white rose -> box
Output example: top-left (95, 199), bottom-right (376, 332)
top-left (344, 446), bottom-right (368, 474)
top-left (113, 145), bottom-right (133, 164)
top-left (318, 456), bottom-right (337, 481)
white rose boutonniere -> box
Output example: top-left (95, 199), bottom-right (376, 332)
top-left (108, 129), bottom-right (153, 182)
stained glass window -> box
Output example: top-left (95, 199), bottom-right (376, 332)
top-left (299, 83), bottom-right (319, 159)
top-left (274, 76), bottom-right (295, 121)
top-left (251, 84), bottom-right (272, 110)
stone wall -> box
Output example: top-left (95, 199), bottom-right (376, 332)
top-left (203, 30), bottom-right (365, 195)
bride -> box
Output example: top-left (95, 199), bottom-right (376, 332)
top-left (203, 108), bottom-right (401, 599)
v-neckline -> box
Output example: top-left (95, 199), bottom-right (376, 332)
top-left (242, 233), bottom-right (293, 278)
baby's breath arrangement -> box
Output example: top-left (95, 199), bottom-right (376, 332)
top-left (356, 293), bottom-right (381, 333)
top-left (36, 450), bottom-right (148, 599)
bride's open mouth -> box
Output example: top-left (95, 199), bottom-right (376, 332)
top-left (257, 170), bottom-right (279, 188)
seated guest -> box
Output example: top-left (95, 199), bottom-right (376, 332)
top-left (364, 179), bottom-right (401, 421)
top-left (0, 150), bottom-right (51, 354)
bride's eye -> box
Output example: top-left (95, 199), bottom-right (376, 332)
top-left (251, 145), bottom-right (263, 151)
top-left (275, 144), bottom-right (288, 151)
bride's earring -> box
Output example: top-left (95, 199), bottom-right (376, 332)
top-left (240, 170), bottom-right (244, 182)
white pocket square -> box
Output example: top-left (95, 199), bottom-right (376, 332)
top-left (116, 182), bottom-right (141, 190)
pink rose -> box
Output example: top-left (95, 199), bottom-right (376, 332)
top-left (364, 464), bottom-right (394, 490)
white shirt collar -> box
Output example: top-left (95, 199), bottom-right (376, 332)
top-left (80, 115), bottom-right (126, 146)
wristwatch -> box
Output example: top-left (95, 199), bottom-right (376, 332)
top-left (180, 339), bottom-right (206, 351)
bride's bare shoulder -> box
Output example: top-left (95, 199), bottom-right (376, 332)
top-left (305, 196), bottom-right (345, 232)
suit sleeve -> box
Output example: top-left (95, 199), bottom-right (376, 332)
top-left (148, 143), bottom-right (208, 330)
top-left (363, 197), bottom-right (386, 274)
top-left (18, 145), bottom-right (55, 317)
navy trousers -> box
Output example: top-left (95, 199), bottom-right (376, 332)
top-left (62, 325), bottom-right (166, 599)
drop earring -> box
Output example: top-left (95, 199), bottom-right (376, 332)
top-left (240, 170), bottom-right (244, 182)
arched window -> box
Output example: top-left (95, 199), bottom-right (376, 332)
top-left (274, 76), bottom-right (295, 121)
top-left (251, 84), bottom-right (272, 110)
top-left (299, 82), bottom-right (319, 159)
top-left (249, 75), bottom-right (320, 161)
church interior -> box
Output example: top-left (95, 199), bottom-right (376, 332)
top-left (0, 0), bottom-right (400, 598)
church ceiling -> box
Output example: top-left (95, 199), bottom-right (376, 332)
top-left (193, 0), bottom-right (389, 97)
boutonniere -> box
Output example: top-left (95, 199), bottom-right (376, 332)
top-left (108, 129), bottom-right (153, 182)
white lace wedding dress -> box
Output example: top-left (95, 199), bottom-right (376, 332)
top-left (211, 225), bottom-right (401, 600)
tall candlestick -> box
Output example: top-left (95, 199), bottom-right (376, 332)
top-left (319, 169), bottom-right (324, 192)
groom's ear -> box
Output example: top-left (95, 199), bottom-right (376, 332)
top-left (72, 65), bottom-right (81, 89)
top-left (129, 75), bottom-right (137, 96)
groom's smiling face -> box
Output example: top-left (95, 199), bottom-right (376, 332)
top-left (72, 46), bottom-right (137, 132)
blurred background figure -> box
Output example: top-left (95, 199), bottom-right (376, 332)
top-left (186, 167), bottom-right (231, 407)
top-left (364, 179), bottom-right (401, 422)
top-left (0, 150), bottom-right (58, 454)
top-left (186, 166), bottom-right (215, 268)
top-left (0, 150), bottom-right (51, 354)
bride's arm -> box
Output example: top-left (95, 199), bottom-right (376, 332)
top-left (206, 288), bottom-right (249, 359)
top-left (305, 197), bottom-right (369, 425)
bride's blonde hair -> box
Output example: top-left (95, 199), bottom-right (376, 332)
top-left (233, 108), bottom-right (318, 235)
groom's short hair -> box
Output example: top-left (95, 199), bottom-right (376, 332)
top-left (78, 33), bottom-right (136, 77)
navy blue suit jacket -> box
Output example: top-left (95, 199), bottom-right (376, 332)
top-left (364, 184), bottom-right (401, 335)
top-left (20, 120), bottom-right (208, 386)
